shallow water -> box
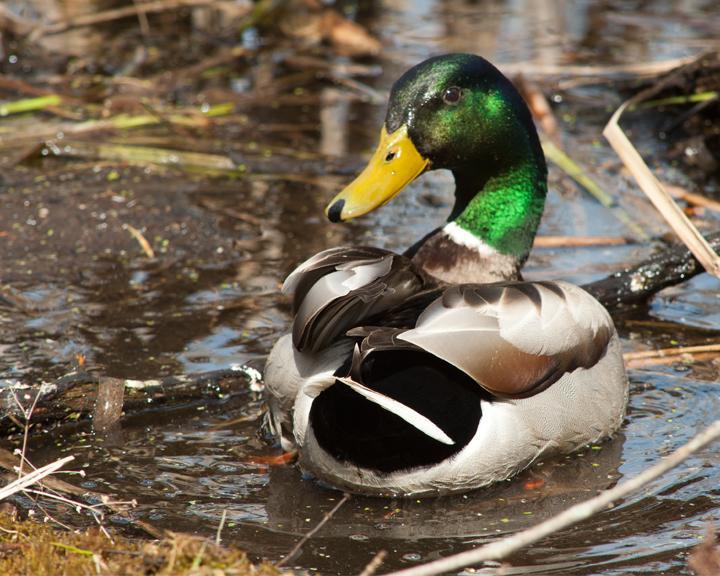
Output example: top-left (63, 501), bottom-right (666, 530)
top-left (1, 0), bottom-right (720, 574)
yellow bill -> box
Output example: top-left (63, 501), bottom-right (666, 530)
top-left (326, 125), bottom-right (430, 222)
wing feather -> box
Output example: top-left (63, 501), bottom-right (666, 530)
top-left (398, 281), bottom-right (614, 398)
top-left (283, 246), bottom-right (430, 352)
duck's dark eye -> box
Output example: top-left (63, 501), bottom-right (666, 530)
top-left (442, 86), bottom-right (463, 105)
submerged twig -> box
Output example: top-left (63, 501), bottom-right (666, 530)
top-left (276, 493), bottom-right (351, 568)
top-left (384, 420), bottom-right (720, 576)
top-left (0, 367), bottom-right (259, 433)
top-left (582, 229), bottom-right (720, 308)
top-left (542, 140), bottom-right (649, 240)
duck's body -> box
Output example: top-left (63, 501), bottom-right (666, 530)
top-left (264, 54), bottom-right (628, 497)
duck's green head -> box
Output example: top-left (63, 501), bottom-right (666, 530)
top-left (326, 53), bottom-right (547, 259)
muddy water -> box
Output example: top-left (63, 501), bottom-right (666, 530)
top-left (2, 1), bottom-right (720, 574)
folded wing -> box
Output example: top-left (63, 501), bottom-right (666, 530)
top-left (284, 246), bottom-right (432, 352)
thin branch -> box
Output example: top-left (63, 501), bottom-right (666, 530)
top-left (623, 343), bottom-right (720, 368)
top-left (0, 456), bottom-right (75, 501)
top-left (124, 224), bottom-right (156, 259)
top-left (276, 493), bottom-right (351, 568)
top-left (624, 343), bottom-right (720, 361)
top-left (383, 420), bottom-right (720, 576)
top-left (215, 509), bottom-right (228, 546)
top-left (359, 550), bottom-right (388, 576)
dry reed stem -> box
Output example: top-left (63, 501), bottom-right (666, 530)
top-left (276, 493), bottom-right (351, 568)
top-left (603, 100), bottom-right (720, 278)
top-left (383, 420), bottom-right (720, 576)
top-left (625, 352), bottom-right (719, 369)
top-left (623, 343), bottom-right (720, 368)
top-left (0, 456), bottom-right (75, 501)
top-left (541, 140), bottom-right (648, 240)
top-left (10, 389), bottom-right (40, 478)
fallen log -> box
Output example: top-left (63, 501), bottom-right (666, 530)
top-left (582, 229), bottom-right (720, 307)
top-left (0, 366), bottom-right (262, 435)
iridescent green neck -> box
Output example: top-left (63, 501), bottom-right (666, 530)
top-left (450, 156), bottom-right (547, 262)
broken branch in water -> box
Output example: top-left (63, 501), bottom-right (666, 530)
top-left (383, 420), bottom-right (720, 576)
top-left (0, 366), bottom-right (261, 434)
top-left (582, 229), bottom-right (720, 308)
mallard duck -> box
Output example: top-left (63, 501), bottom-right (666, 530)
top-left (264, 53), bottom-right (628, 497)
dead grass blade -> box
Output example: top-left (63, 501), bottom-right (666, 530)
top-left (52, 142), bottom-right (238, 173)
top-left (384, 420), bottom-right (720, 576)
top-left (603, 100), bottom-right (720, 278)
top-left (0, 103), bottom-right (235, 145)
top-left (0, 95), bottom-right (62, 117)
top-left (639, 91), bottom-right (718, 109)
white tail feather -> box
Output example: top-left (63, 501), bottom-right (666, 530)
top-left (335, 377), bottom-right (455, 446)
